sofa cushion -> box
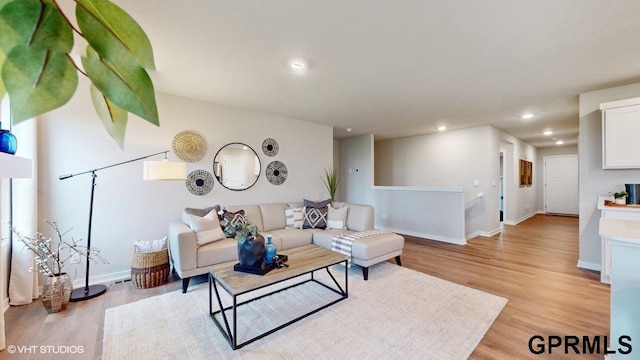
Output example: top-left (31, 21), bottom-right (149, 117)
top-left (268, 229), bottom-right (313, 250)
top-left (196, 238), bottom-right (238, 267)
top-left (303, 198), bottom-right (331, 208)
top-left (260, 203), bottom-right (288, 231)
top-left (224, 205), bottom-right (264, 231)
top-left (327, 204), bottom-right (348, 230)
top-left (187, 210), bottom-right (225, 246)
top-left (310, 229), bottom-right (356, 250)
top-left (285, 207), bottom-right (304, 229)
top-left (345, 204), bottom-right (374, 232)
top-left (303, 206), bottom-right (328, 229)
top-left (350, 233), bottom-right (405, 260)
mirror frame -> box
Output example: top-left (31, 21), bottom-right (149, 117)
top-left (213, 142), bottom-right (261, 191)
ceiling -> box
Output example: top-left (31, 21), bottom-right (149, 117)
top-left (114, 0), bottom-right (640, 147)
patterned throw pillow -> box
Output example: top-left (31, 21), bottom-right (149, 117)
top-left (302, 205), bottom-right (328, 229)
top-left (285, 207), bottom-right (304, 229)
top-left (219, 209), bottom-right (247, 238)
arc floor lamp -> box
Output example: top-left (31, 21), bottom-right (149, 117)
top-left (59, 151), bottom-right (186, 302)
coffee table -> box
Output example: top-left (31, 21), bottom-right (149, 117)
top-left (208, 244), bottom-right (348, 350)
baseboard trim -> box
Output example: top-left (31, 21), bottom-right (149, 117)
top-left (376, 226), bottom-right (467, 245)
top-left (503, 212), bottom-right (537, 226)
top-left (467, 227), bottom-right (502, 240)
top-left (72, 269), bottom-right (131, 289)
top-left (576, 260), bottom-right (601, 272)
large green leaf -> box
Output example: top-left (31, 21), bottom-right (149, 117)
top-left (90, 84), bottom-right (127, 148)
top-left (2, 44), bottom-right (78, 122)
top-left (76, 0), bottom-right (154, 70)
top-left (0, 0), bottom-right (73, 54)
top-left (0, 48), bottom-right (6, 100)
top-left (82, 46), bottom-right (158, 125)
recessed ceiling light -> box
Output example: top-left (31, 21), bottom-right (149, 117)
top-left (556, 140), bottom-right (564, 145)
top-left (544, 130), bottom-right (553, 135)
top-left (346, 128), bottom-right (352, 132)
top-left (288, 58), bottom-right (307, 72)
top-left (521, 113), bottom-right (534, 119)
top-left (438, 126), bottom-right (447, 131)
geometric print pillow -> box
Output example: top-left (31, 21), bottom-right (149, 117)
top-left (219, 209), bottom-right (247, 238)
top-left (302, 205), bottom-right (328, 229)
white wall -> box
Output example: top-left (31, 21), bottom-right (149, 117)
top-left (536, 145), bottom-right (578, 212)
top-left (578, 82), bottom-right (640, 270)
top-left (37, 84), bottom-right (333, 286)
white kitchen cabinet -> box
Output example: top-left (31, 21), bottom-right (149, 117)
top-left (597, 196), bottom-right (640, 283)
top-left (600, 97), bottom-right (640, 169)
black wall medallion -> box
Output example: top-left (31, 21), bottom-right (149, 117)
top-left (186, 169), bottom-right (214, 195)
top-left (266, 161), bottom-right (287, 185)
top-left (262, 138), bottom-right (279, 157)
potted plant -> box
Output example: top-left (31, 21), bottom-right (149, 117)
top-left (9, 220), bottom-right (105, 313)
top-left (321, 166), bottom-right (341, 201)
top-left (614, 191), bottom-right (629, 205)
top-left (219, 214), bottom-right (264, 268)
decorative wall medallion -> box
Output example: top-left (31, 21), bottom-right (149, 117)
top-left (266, 161), bottom-right (287, 185)
top-left (186, 170), bottom-right (214, 195)
top-left (262, 138), bottom-right (279, 157)
top-left (173, 130), bottom-right (207, 162)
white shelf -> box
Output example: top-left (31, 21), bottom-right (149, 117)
top-left (0, 152), bottom-right (32, 178)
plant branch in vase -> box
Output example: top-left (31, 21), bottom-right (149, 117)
top-left (321, 166), bottom-right (341, 201)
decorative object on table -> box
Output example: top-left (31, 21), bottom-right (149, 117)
top-left (220, 213), bottom-right (265, 270)
top-left (264, 234), bottom-right (278, 265)
top-left (321, 166), bottom-right (341, 201)
top-left (0, 0), bottom-right (159, 149)
top-left (0, 122), bottom-right (17, 155)
top-left (626, 184), bottom-right (640, 205)
top-left (186, 169), bottom-right (214, 195)
top-left (266, 160), bottom-right (287, 185)
top-left (262, 138), bottom-right (279, 157)
top-left (613, 191), bottom-right (629, 205)
top-left (172, 130), bottom-right (207, 162)
top-left (58, 151), bottom-right (185, 302)
top-left (213, 143), bottom-right (261, 191)
top-left (131, 238), bottom-right (170, 289)
top-left (9, 220), bottom-right (106, 313)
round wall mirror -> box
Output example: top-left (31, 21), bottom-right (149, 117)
top-left (213, 143), bottom-right (261, 191)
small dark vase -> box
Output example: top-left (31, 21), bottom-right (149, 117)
top-left (0, 122), bottom-right (17, 155)
top-left (237, 235), bottom-right (265, 268)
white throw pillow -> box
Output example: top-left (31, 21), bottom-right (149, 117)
top-left (284, 207), bottom-right (304, 229)
top-left (134, 237), bottom-right (167, 253)
top-left (187, 210), bottom-right (224, 246)
top-left (327, 204), bottom-right (348, 230)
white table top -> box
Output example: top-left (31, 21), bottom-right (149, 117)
top-left (599, 218), bottom-right (640, 245)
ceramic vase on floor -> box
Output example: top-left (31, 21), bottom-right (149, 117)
top-left (42, 273), bottom-right (72, 313)
top-left (237, 236), bottom-right (265, 268)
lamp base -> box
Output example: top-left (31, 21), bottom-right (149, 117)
top-left (70, 284), bottom-right (107, 302)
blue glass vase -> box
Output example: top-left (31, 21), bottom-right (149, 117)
top-left (264, 235), bottom-right (277, 265)
top-left (0, 122), bottom-right (17, 155)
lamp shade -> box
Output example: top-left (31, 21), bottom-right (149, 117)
top-left (143, 160), bottom-right (187, 180)
top-left (0, 152), bottom-right (32, 178)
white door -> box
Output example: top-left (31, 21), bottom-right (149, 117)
top-left (222, 155), bottom-right (245, 189)
top-left (544, 155), bottom-right (578, 215)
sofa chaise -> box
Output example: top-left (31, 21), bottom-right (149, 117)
top-left (168, 201), bottom-right (405, 293)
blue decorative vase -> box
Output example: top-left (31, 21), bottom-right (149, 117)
top-left (237, 235), bottom-right (265, 268)
top-left (0, 122), bottom-right (17, 155)
top-left (264, 234), bottom-right (277, 265)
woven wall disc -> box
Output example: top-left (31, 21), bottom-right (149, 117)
top-left (262, 138), bottom-right (279, 157)
top-left (266, 161), bottom-right (287, 185)
top-left (173, 130), bottom-right (207, 162)
top-left (186, 170), bottom-right (214, 195)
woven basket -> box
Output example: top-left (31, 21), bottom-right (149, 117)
top-left (131, 248), bottom-right (170, 289)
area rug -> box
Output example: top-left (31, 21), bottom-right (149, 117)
top-left (102, 262), bottom-right (507, 359)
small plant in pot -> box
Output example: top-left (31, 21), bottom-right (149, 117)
top-left (613, 191), bottom-right (629, 205)
top-left (219, 213), bottom-right (264, 268)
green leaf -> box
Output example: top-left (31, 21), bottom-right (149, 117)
top-left (90, 84), bottom-right (127, 149)
top-left (0, 0), bottom-right (73, 54)
top-left (2, 44), bottom-right (77, 123)
top-left (0, 48), bottom-right (6, 100)
top-left (76, 0), bottom-right (155, 70)
top-left (82, 46), bottom-right (158, 126)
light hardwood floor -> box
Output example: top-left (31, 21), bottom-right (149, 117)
top-left (1, 214), bottom-right (609, 359)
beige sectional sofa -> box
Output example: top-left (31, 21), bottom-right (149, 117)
top-left (168, 201), bottom-right (405, 293)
